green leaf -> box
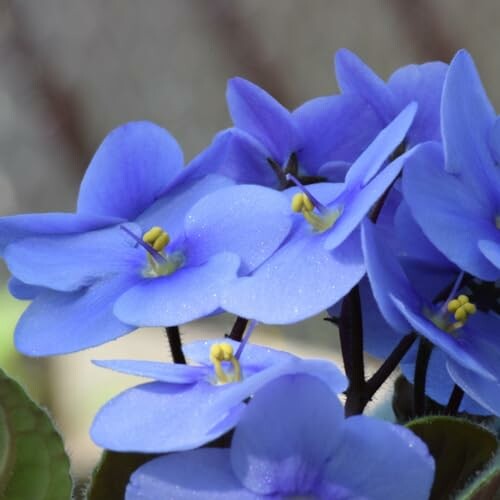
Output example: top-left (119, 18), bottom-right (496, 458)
top-left (0, 368), bottom-right (72, 499)
top-left (407, 415), bottom-right (498, 500)
top-left (86, 451), bottom-right (159, 500)
top-left (457, 460), bottom-right (500, 500)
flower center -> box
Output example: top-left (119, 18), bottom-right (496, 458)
top-left (291, 192), bottom-right (342, 233)
top-left (209, 342), bottom-right (242, 385)
top-left (426, 294), bottom-right (477, 335)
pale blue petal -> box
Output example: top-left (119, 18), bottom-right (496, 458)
top-left (114, 253), bottom-right (240, 327)
top-left (231, 374), bottom-right (343, 496)
top-left (126, 450), bottom-right (259, 500)
top-left (221, 227), bottom-right (365, 324)
top-left (185, 185), bottom-right (292, 274)
top-left (479, 239), bottom-right (500, 270)
top-left (293, 93), bottom-right (384, 175)
top-left (93, 359), bottom-right (209, 384)
top-left (14, 276), bottom-right (137, 356)
top-left (227, 77), bottom-right (298, 163)
top-left (335, 49), bottom-right (396, 123)
top-left (324, 416), bottom-right (434, 500)
top-left (8, 277), bottom-right (44, 300)
top-left (4, 223), bottom-right (142, 291)
top-left (344, 102), bottom-right (416, 187)
top-left (77, 121), bottom-right (184, 219)
top-left (0, 212), bottom-right (119, 256)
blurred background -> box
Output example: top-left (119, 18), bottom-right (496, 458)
top-left (0, 0), bottom-right (498, 486)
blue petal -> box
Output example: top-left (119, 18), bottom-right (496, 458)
top-left (344, 102), bottom-right (416, 187)
top-left (221, 227), bottom-right (365, 324)
top-left (324, 149), bottom-right (411, 251)
top-left (230, 374), bottom-right (343, 496)
top-left (77, 122), bottom-right (184, 219)
top-left (479, 239), bottom-right (500, 270)
top-left (114, 253), bottom-right (241, 327)
top-left (335, 49), bottom-right (397, 123)
top-left (447, 359), bottom-right (500, 416)
top-left (4, 223), bottom-right (143, 292)
top-left (403, 142), bottom-right (500, 280)
top-left (401, 348), bottom-right (491, 415)
top-left (14, 275), bottom-right (137, 356)
top-left (324, 415), bottom-right (434, 500)
top-left (388, 62), bottom-right (447, 145)
top-left (93, 359), bottom-right (209, 384)
top-left (194, 129), bottom-right (279, 187)
top-left (227, 78), bottom-right (298, 164)
top-left (361, 220), bottom-right (420, 333)
top-left (293, 93), bottom-right (385, 175)
top-left (91, 380), bottom-right (246, 452)
top-left (185, 185), bottom-right (292, 274)
top-left (8, 277), bottom-right (45, 300)
top-left (0, 212), bottom-right (119, 256)
top-left (442, 50), bottom-right (497, 202)
top-left (136, 174), bottom-right (234, 243)
top-left (126, 450), bottom-right (257, 500)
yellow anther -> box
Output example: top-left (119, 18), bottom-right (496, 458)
top-left (143, 226), bottom-right (163, 244)
top-left (290, 193), bottom-right (341, 233)
top-left (209, 342), bottom-right (242, 385)
top-left (142, 226), bottom-right (170, 252)
top-left (446, 294), bottom-right (476, 327)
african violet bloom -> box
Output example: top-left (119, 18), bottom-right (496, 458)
top-left (220, 103), bottom-right (417, 324)
top-left (1, 121), bottom-right (292, 355)
top-left (362, 219), bottom-right (500, 415)
top-left (403, 50), bottom-right (500, 280)
top-left (126, 374), bottom-right (434, 500)
top-left (90, 339), bottom-right (347, 452)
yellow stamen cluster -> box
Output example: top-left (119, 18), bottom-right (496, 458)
top-left (291, 193), bottom-right (341, 233)
top-left (446, 294), bottom-right (477, 331)
top-left (143, 226), bottom-right (170, 252)
top-left (209, 342), bottom-right (242, 385)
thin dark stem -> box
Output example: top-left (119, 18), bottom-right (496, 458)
top-left (165, 326), bottom-right (186, 364)
top-left (340, 286), bottom-right (366, 417)
top-left (445, 384), bottom-right (465, 415)
top-left (266, 158), bottom-right (288, 188)
top-left (413, 338), bottom-right (433, 416)
top-left (365, 332), bottom-right (418, 398)
top-left (228, 316), bottom-right (248, 342)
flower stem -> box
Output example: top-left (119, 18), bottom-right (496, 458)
top-left (445, 384), bottom-right (464, 415)
top-left (339, 286), bottom-right (366, 417)
top-left (413, 337), bottom-right (433, 416)
top-left (228, 316), bottom-right (248, 342)
top-left (165, 326), bottom-right (186, 364)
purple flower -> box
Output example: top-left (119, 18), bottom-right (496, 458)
top-left (125, 374), bottom-right (434, 500)
top-left (90, 340), bottom-right (347, 452)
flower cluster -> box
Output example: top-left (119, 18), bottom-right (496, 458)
top-left (2, 48), bottom-right (500, 499)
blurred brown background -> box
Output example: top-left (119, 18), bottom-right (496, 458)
top-left (0, 0), bottom-right (497, 485)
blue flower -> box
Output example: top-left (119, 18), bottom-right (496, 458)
top-left (2, 122), bottom-right (292, 355)
top-left (220, 103), bottom-right (417, 324)
top-left (362, 219), bottom-right (500, 415)
top-left (90, 340), bottom-right (347, 452)
top-left (403, 50), bottom-right (500, 280)
top-left (125, 374), bottom-right (434, 500)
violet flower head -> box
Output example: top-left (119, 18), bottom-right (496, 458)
top-left (125, 374), bottom-right (434, 500)
top-left (90, 339), bottom-right (347, 453)
top-left (1, 122), bottom-right (292, 355)
top-left (220, 103), bottom-right (418, 324)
